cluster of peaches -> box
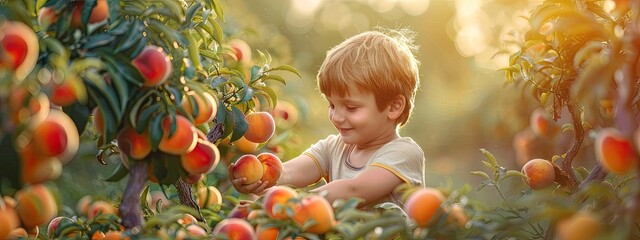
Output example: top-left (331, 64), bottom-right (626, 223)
top-left (519, 108), bottom-right (640, 191)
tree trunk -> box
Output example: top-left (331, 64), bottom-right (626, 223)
top-left (120, 160), bottom-right (148, 229)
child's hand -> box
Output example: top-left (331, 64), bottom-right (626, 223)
top-left (228, 163), bottom-right (271, 195)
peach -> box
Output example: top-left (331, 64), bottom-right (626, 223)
top-left (228, 200), bottom-right (252, 219)
top-left (87, 200), bottom-right (118, 220)
top-left (0, 206), bottom-right (19, 239)
top-left (70, 0), bottom-right (110, 28)
top-left (15, 184), bottom-right (58, 229)
top-left (292, 195), bottom-right (336, 234)
top-left (76, 195), bottom-right (93, 216)
top-left (19, 148), bottom-right (63, 184)
top-left (256, 225), bottom-right (279, 240)
top-left (47, 216), bottom-right (75, 238)
top-left (257, 152), bottom-right (282, 188)
top-left (227, 39), bottom-right (252, 64)
top-left (521, 158), bottom-right (556, 190)
top-left (404, 187), bottom-right (445, 227)
top-left (233, 136), bottom-right (259, 154)
top-left (117, 126), bottom-right (152, 160)
top-left (212, 218), bottom-right (257, 240)
top-left (158, 114), bottom-right (198, 155)
top-left (131, 45), bottom-right (172, 87)
top-left (177, 213), bottom-right (198, 226)
top-left (177, 224), bottom-right (207, 239)
top-left (197, 186), bottom-right (222, 209)
top-left (7, 227), bottom-right (27, 239)
top-left (180, 138), bottom-right (220, 175)
top-left (595, 127), bottom-right (639, 174)
top-left (244, 112), bottom-right (276, 144)
top-left (446, 204), bottom-right (468, 227)
top-left (37, 7), bottom-right (59, 28)
top-left (262, 185), bottom-right (298, 220)
top-left (29, 109), bottom-right (80, 163)
top-left (271, 100), bottom-right (300, 129)
top-left (181, 173), bottom-right (203, 184)
top-left (0, 21), bottom-right (39, 81)
top-left (233, 154), bottom-right (264, 184)
top-left (555, 212), bottom-right (602, 240)
top-left (10, 89), bottom-right (50, 125)
top-left (529, 108), bottom-right (560, 138)
top-left (181, 91), bottom-right (218, 125)
top-left (50, 79), bottom-right (82, 107)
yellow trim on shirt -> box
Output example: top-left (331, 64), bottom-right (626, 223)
top-left (370, 163), bottom-right (411, 185)
top-left (303, 152), bottom-right (325, 178)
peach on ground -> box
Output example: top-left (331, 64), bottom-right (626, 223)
top-left (212, 218), bottom-right (257, 240)
top-left (197, 186), bottom-right (222, 209)
top-left (117, 126), bottom-right (152, 160)
top-left (131, 45), bottom-right (172, 87)
top-left (234, 136), bottom-right (259, 154)
top-left (87, 200), bottom-right (118, 220)
top-left (257, 152), bottom-right (282, 188)
top-left (0, 21), bottom-right (39, 81)
top-left (177, 224), bottom-right (207, 239)
top-left (521, 158), bottom-right (556, 190)
top-left (263, 185), bottom-right (298, 219)
top-left (595, 127), bottom-right (639, 174)
top-left (292, 195), bottom-right (336, 234)
top-left (404, 187), bottom-right (445, 227)
top-left (555, 212), bottom-right (602, 240)
top-left (158, 114), bottom-right (197, 155)
top-left (15, 184), bottom-right (58, 229)
top-left (233, 154), bottom-right (264, 184)
top-left (181, 91), bottom-right (218, 125)
top-left (243, 112), bottom-right (276, 143)
top-left (180, 138), bottom-right (220, 175)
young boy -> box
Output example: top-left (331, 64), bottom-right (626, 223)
top-left (229, 27), bottom-right (424, 209)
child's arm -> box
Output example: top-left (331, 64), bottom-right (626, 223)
top-left (228, 154), bottom-right (323, 194)
top-left (312, 166), bottom-right (404, 206)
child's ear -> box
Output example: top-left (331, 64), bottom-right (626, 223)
top-left (388, 95), bottom-right (406, 120)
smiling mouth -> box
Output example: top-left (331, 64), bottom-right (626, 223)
top-left (337, 128), bottom-right (353, 134)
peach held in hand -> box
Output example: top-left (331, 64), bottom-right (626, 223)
top-left (232, 154), bottom-right (264, 184)
top-left (257, 152), bottom-right (283, 188)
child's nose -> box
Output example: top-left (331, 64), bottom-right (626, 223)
top-left (329, 109), bottom-right (345, 123)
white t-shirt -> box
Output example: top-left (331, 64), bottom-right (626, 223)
top-left (303, 134), bottom-right (425, 208)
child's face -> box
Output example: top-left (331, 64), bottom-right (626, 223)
top-left (325, 85), bottom-right (397, 146)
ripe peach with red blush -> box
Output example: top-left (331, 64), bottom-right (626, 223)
top-left (227, 39), bottom-right (252, 64)
top-left (117, 126), bottom-right (152, 160)
top-left (86, 200), bottom-right (118, 220)
top-left (530, 108), bottom-right (560, 138)
top-left (181, 91), bottom-right (218, 125)
top-left (263, 185), bottom-right (298, 220)
top-left (595, 127), bottom-right (639, 174)
top-left (14, 184), bottom-right (58, 229)
top-left (232, 154), bottom-right (264, 184)
top-left (212, 218), bottom-right (257, 240)
top-left (521, 158), bottom-right (556, 190)
top-left (131, 45), bottom-right (172, 87)
top-left (28, 109), bottom-right (80, 163)
top-left (244, 111), bottom-right (276, 143)
top-left (292, 195), bottom-right (336, 234)
top-left (158, 115), bottom-right (198, 155)
top-left (0, 21), bottom-right (39, 81)
top-left (180, 138), bottom-right (220, 175)
top-left (257, 152), bottom-right (282, 188)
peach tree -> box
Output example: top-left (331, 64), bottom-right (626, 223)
top-left (0, 0), bottom-right (300, 234)
top-left (468, 0), bottom-right (640, 238)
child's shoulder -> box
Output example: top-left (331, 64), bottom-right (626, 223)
top-left (382, 137), bottom-right (423, 154)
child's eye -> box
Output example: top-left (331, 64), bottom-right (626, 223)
top-left (346, 106), bottom-right (357, 111)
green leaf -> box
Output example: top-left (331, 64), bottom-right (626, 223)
top-left (211, 0), bottom-right (225, 21)
top-left (137, 104), bottom-right (161, 134)
top-left (238, 86), bottom-right (254, 103)
top-left (259, 74), bottom-right (286, 85)
top-left (115, 19), bottom-right (144, 53)
top-left (269, 64), bottom-right (302, 78)
top-left (250, 65), bottom-right (262, 82)
top-left (229, 106), bottom-right (248, 142)
top-left (100, 162), bottom-right (129, 182)
top-left (149, 113), bottom-right (164, 152)
top-left (62, 101), bottom-right (91, 136)
top-left (183, 2), bottom-right (203, 29)
top-left (209, 75), bottom-right (227, 89)
top-left (470, 171), bottom-right (491, 180)
top-left (479, 148), bottom-right (498, 168)
top-left (84, 33), bottom-right (116, 50)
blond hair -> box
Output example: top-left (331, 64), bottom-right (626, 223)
top-left (317, 27), bottom-right (420, 126)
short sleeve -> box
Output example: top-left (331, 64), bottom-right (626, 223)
top-left (302, 135), bottom-right (340, 179)
top-left (369, 138), bottom-right (424, 186)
